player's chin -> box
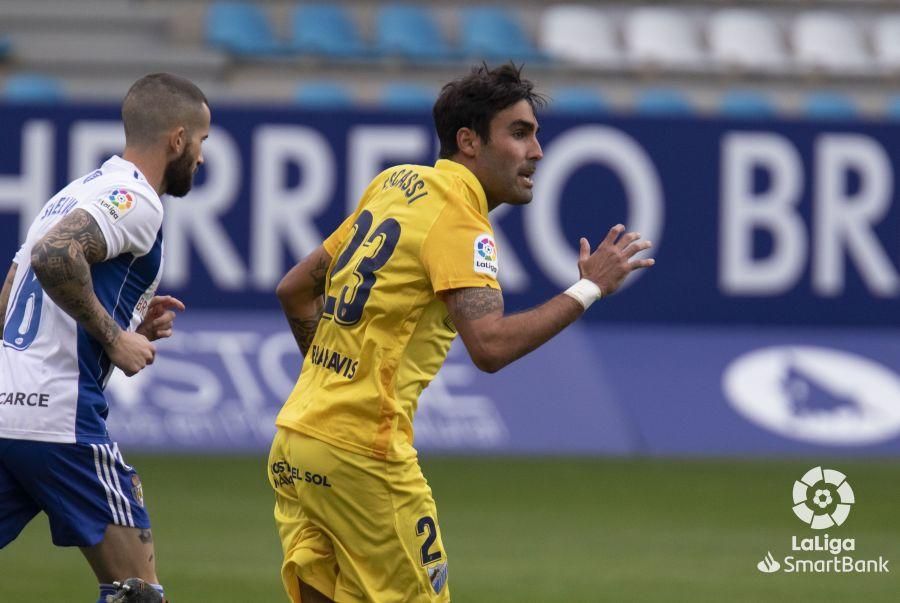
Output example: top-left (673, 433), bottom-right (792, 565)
top-left (511, 189), bottom-right (534, 205)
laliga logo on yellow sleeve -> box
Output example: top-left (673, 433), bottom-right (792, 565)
top-left (473, 233), bottom-right (499, 276)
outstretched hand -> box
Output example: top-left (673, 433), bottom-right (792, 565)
top-left (578, 224), bottom-right (655, 296)
top-left (137, 295), bottom-right (185, 341)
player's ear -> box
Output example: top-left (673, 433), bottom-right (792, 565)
top-left (167, 126), bottom-right (187, 156)
top-left (456, 127), bottom-right (480, 158)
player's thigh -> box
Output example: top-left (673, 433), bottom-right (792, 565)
top-left (80, 524), bottom-right (157, 584)
top-left (304, 442), bottom-right (448, 602)
top-left (268, 429), bottom-right (341, 602)
top-left (383, 458), bottom-right (450, 602)
top-left (0, 440), bottom-right (40, 548)
top-left (3, 440), bottom-right (151, 549)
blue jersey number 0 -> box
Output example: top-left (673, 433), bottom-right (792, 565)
top-left (3, 267), bottom-right (45, 350)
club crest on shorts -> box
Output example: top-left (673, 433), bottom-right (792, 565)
top-left (131, 473), bottom-right (145, 508)
top-left (473, 233), bottom-right (499, 277)
top-left (427, 561), bottom-right (448, 594)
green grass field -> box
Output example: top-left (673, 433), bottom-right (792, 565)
top-left (1, 456), bottom-right (897, 602)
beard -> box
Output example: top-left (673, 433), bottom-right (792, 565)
top-left (163, 146), bottom-right (196, 197)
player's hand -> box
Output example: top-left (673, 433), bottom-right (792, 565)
top-left (136, 295), bottom-right (185, 341)
top-left (106, 330), bottom-right (156, 377)
top-left (578, 224), bottom-right (655, 296)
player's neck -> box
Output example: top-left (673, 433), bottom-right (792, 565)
top-left (448, 154), bottom-right (501, 212)
top-left (122, 147), bottom-right (167, 196)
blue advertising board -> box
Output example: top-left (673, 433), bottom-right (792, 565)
top-left (2, 104), bottom-right (899, 455)
top-left (1, 105), bottom-right (899, 326)
top-left (103, 313), bottom-right (900, 455)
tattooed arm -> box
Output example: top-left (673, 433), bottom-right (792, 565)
top-left (0, 263), bottom-right (17, 334)
top-left (442, 286), bottom-right (583, 373)
top-left (30, 209), bottom-right (155, 375)
top-left (443, 225), bottom-right (655, 373)
top-left (276, 245), bottom-right (331, 357)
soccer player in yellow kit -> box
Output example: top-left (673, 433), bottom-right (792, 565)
top-left (268, 64), bottom-right (655, 603)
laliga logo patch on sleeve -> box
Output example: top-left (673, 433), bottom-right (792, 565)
top-left (95, 188), bottom-right (136, 222)
top-left (473, 233), bottom-right (499, 277)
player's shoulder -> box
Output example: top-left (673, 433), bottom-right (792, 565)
top-left (75, 158), bottom-right (158, 201)
top-left (67, 164), bottom-right (161, 235)
top-left (90, 169), bottom-right (160, 207)
top-left (76, 162), bottom-right (161, 217)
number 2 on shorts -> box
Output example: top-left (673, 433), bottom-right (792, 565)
top-left (416, 516), bottom-right (442, 565)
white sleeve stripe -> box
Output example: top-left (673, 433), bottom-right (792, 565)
top-left (91, 444), bottom-right (120, 525)
top-left (105, 443), bottom-right (134, 527)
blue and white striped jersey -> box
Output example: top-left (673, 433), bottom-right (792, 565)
top-left (0, 156), bottom-right (164, 444)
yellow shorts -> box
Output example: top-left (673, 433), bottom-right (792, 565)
top-left (267, 428), bottom-right (450, 603)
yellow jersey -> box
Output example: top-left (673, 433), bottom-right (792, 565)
top-left (276, 159), bottom-right (501, 461)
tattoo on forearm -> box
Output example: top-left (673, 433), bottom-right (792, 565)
top-left (30, 209), bottom-right (119, 346)
top-left (449, 287), bottom-right (504, 320)
top-left (138, 529), bottom-right (153, 544)
top-left (288, 316), bottom-right (321, 357)
top-left (310, 256), bottom-right (328, 297)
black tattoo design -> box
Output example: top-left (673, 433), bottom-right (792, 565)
top-left (138, 529), bottom-right (153, 544)
top-left (310, 255), bottom-right (328, 297)
top-left (30, 209), bottom-right (119, 346)
top-left (449, 287), bottom-right (504, 321)
top-left (289, 317), bottom-right (321, 357)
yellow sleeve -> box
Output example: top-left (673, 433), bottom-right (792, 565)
top-left (322, 212), bottom-right (356, 257)
top-left (421, 199), bottom-right (501, 294)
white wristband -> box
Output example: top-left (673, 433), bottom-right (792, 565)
top-left (563, 279), bottom-right (603, 310)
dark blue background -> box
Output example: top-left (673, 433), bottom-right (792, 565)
top-left (1, 104), bottom-right (898, 326)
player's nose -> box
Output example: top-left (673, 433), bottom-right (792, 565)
top-left (530, 138), bottom-right (543, 161)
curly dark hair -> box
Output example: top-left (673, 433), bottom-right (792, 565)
top-left (433, 63), bottom-right (546, 159)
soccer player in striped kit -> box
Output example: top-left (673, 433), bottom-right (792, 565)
top-left (0, 73), bottom-right (210, 603)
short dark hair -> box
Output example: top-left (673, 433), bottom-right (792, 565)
top-left (122, 73), bottom-right (209, 147)
top-left (433, 63), bottom-right (545, 159)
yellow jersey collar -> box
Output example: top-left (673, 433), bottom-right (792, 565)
top-left (434, 159), bottom-right (489, 217)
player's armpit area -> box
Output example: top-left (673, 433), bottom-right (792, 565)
top-left (0, 262), bottom-right (17, 333)
top-left (31, 209), bottom-right (108, 287)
